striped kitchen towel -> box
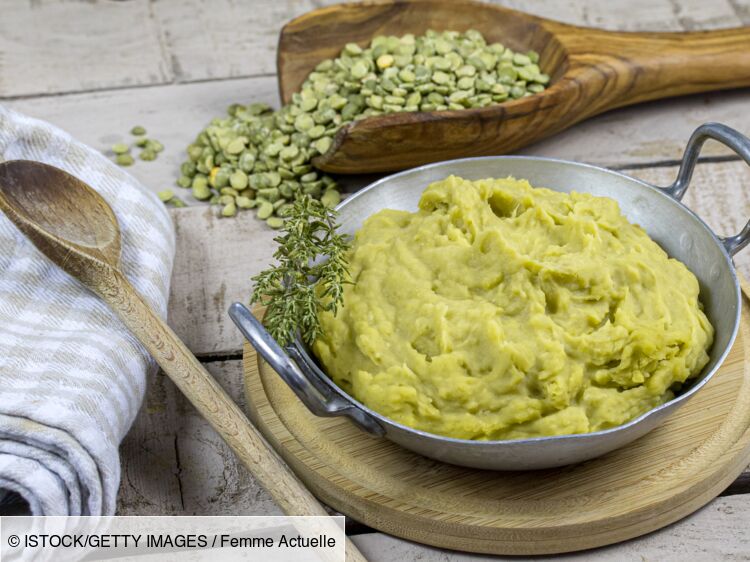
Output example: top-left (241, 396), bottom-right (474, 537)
top-left (0, 106), bottom-right (175, 515)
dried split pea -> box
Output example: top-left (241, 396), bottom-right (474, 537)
top-left (177, 29), bottom-right (546, 221)
top-left (158, 189), bottom-right (174, 202)
top-left (257, 201), bottom-right (274, 220)
top-left (116, 153), bottom-right (134, 166)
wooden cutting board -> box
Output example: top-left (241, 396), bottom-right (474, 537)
top-left (242, 304), bottom-right (750, 555)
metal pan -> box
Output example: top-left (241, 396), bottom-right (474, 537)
top-left (230, 122), bottom-right (750, 470)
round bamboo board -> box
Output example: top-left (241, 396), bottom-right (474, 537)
top-left (242, 305), bottom-right (750, 555)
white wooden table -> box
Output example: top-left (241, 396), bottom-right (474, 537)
top-left (4, 1), bottom-right (750, 559)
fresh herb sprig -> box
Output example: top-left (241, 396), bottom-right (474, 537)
top-left (250, 195), bottom-right (350, 347)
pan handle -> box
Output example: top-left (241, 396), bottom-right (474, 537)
top-left (662, 122), bottom-right (750, 256)
top-left (228, 302), bottom-right (385, 436)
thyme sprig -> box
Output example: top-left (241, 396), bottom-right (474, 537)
top-left (250, 195), bottom-right (350, 347)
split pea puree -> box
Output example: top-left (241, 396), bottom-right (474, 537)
top-left (313, 176), bottom-right (714, 440)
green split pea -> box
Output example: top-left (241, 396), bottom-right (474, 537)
top-left (176, 28), bottom-right (547, 225)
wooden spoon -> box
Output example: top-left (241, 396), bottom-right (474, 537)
top-left (0, 160), bottom-right (366, 562)
top-left (278, 0), bottom-right (750, 174)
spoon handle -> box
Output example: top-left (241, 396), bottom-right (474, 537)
top-left (552, 24), bottom-right (750, 113)
top-left (99, 269), bottom-right (367, 562)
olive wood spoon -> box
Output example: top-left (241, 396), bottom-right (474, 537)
top-left (0, 160), bottom-right (366, 562)
top-left (278, 0), bottom-right (750, 174)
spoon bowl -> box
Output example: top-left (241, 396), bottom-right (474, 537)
top-left (0, 161), bottom-right (121, 269)
top-left (278, 0), bottom-right (750, 174)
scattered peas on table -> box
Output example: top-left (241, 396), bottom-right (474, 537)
top-left (115, 153), bottom-right (134, 167)
top-left (177, 28), bottom-right (547, 227)
top-left (157, 188), bottom-right (186, 208)
top-left (140, 149), bottom-right (157, 161)
top-left (108, 125), bottom-right (165, 168)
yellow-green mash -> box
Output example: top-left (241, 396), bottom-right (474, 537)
top-left (313, 176), bottom-right (714, 440)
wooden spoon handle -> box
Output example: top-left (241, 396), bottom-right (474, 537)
top-left (98, 269), bottom-right (367, 562)
top-left (551, 24), bottom-right (750, 114)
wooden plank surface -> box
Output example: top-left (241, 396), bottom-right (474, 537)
top-left (117, 360), bottom-right (281, 516)
top-left (117, 366), bottom-right (183, 515)
top-left (502, 0), bottom-right (748, 29)
top-left (2, 0), bottom-right (748, 98)
top-left (4, 78), bottom-right (279, 199)
top-left (167, 205), bottom-right (277, 357)
top-left (0, 0), bottom-right (173, 98)
top-left (152, 0), bottom-right (340, 83)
